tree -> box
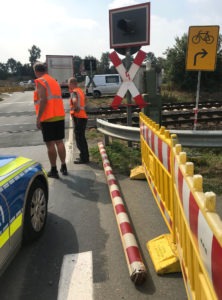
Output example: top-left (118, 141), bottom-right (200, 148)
top-left (73, 55), bottom-right (83, 76)
top-left (84, 55), bottom-right (98, 75)
top-left (163, 34), bottom-right (192, 90)
top-left (28, 45), bottom-right (41, 67)
top-left (97, 52), bottom-right (110, 74)
top-left (6, 58), bottom-right (18, 75)
top-left (145, 52), bottom-right (157, 66)
top-left (145, 52), bottom-right (165, 73)
top-left (163, 33), bottom-right (222, 92)
top-left (0, 63), bottom-right (8, 80)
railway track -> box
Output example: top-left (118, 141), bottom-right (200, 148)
top-left (86, 100), bottom-right (222, 130)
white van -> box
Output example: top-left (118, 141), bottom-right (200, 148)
top-left (85, 74), bottom-right (121, 98)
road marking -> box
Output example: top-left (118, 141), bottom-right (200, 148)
top-left (0, 102), bottom-right (33, 105)
top-left (57, 251), bottom-right (93, 300)
top-left (66, 116), bottom-right (73, 163)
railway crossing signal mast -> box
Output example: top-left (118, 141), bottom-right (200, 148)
top-left (109, 2), bottom-right (150, 128)
top-left (84, 59), bottom-right (97, 89)
top-left (186, 25), bottom-right (220, 130)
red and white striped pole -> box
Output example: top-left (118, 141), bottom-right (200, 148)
top-left (98, 142), bottom-right (147, 284)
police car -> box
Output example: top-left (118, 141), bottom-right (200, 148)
top-left (0, 155), bottom-right (48, 275)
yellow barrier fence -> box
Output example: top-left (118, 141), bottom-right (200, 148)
top-left (140, 112), bottom-right (222, 300)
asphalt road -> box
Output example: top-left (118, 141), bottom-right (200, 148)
top-left (0, 91), bottom-right (186, 300)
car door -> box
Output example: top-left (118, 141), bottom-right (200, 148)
top-left (105, 75), bottom-right (121, 94)
top-left (0, 193), bottom-right (10, 271)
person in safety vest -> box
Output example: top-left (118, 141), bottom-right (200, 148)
top-left (68, 77), bottom-right (89, 164)
top-left (33, 62), bottom-right (68, 178)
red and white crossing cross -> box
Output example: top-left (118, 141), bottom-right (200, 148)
top-left (109, 50), bottom-right (147, 109)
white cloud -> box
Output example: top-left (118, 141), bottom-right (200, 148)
top-left (143, 15), bottom-right (187, 57)
top-left (0, 0), bottom-right (221, 64)
top-left (109, 0), bottom-right (138, 9)
top-left (0, 0), bottom-right (98, 63)
top-left (187, 0), bottom-right (208, 3)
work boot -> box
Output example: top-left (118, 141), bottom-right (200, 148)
top-left (47, 167), bottom-right (59, 179)
top-left (60, 163), bottom-right (68, 175)
top-left (74, 159), bottom-right (89, 164)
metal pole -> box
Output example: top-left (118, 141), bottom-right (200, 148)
top-left (193, 71), bottom-right (201, 130)
top-left (126, 49), bottom-right (132, 147)
top-left (90, 61), bottom-right (93, 86)
top-left (126, 49), bottom-right (132, 127)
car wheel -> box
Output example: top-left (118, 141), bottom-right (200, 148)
top-left (93, 91), bottom-right (101, 98)
top-left (23, 179), bottom-right (48, 243)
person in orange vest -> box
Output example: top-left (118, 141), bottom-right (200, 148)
top-left (33, 62), bottom-right (68, 178)
top-left (68, 77), bottom-right (89, 164)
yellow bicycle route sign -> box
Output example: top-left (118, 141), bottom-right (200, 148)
top-left (186, 25), bottom-right (220, 71)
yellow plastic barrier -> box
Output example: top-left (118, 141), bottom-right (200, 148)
top-left (140, 112), bottom-right (222, 300)
top-left (173, 144), bottom-right (222, 300)
top-left (140, 113), bottom-right (176, 237)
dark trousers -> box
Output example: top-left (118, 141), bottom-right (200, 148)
top-left (73, 116), bottom-right (89, 161)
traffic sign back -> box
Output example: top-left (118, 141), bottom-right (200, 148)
top-left (186, 25), bottom-right (219, 71)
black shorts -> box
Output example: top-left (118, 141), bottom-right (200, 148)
top-left (41, 120), bottom-right (65, 142)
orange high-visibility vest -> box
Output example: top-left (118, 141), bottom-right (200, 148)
top-left (69, 87), bottom-right (87, 118)
top-left (34, 74), bottom-right (65, 122)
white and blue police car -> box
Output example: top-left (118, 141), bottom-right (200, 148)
top-left (0, 155), bottom-right (48, 275)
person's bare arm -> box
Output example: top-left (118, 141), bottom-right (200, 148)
top-left (71, 92), bottom-right (80, 112)
top-left (36, 82), bottom-right (47, 129)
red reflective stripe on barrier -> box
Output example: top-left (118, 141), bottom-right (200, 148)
top-left (111, 190), bottom-right (121, 198)
top-left (151, 131), bottom-right (155, 152)
top-left (211, 236), bottom-right (222, 300)
top-left (189, 193), bottom-right (199, 244)
top-left (104, 162), bottom-right (110, 168)
top-left (145, 126), bottom-right (149, 144)
top-left (133, 50), bottom-right (147, 66)
top-left (111, 95), bottom-right (123, 109)
top-left (126, 246), bottom-right (142, 264)
top-left (145, 126), bottom-right (148, 143)
top-left (169, 218), bottom-right (173, 229)
top-left (134, 94), bottom-right (146, 108)
top-left (147, 127), bottom-right (150, 144)
top-left (120, 222), bottom-right (133, 235)
top-left (158, 138), bottom-right (163, 164)
top-left (106, 170), bottom-right (113, 176)
top-left (109, 51), bottom-right (122, 67)
top-left (147, 127), bottom-right (151, 146)
top-left (153, 186), bottom-right (157, 197)
top-left (154, 135), bottom-right (158, 157)
top-left (115, 204), bottom-right (126, 214)
top-left (108, 179), bottom-right (117, 186)
top-left (160, 200), bottom-right (165, 214)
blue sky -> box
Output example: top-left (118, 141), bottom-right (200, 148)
top-left (0, 0), bottom-right (221, 64)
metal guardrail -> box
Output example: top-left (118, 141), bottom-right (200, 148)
top-left (96, 118), bottom-right (222, 147)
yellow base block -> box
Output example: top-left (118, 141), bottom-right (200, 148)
top-left (146, 234), bottom-right (181, 274)
top-left (130, 165), bottom-right (146, 180)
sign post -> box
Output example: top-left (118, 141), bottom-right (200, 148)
top-left (84, 59), bottom-right (97, 88)
top-left (186, 25), bottom-right (219, 129)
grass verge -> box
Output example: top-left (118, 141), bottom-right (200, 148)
top-left (87, 130), bottom-right (222, 195)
